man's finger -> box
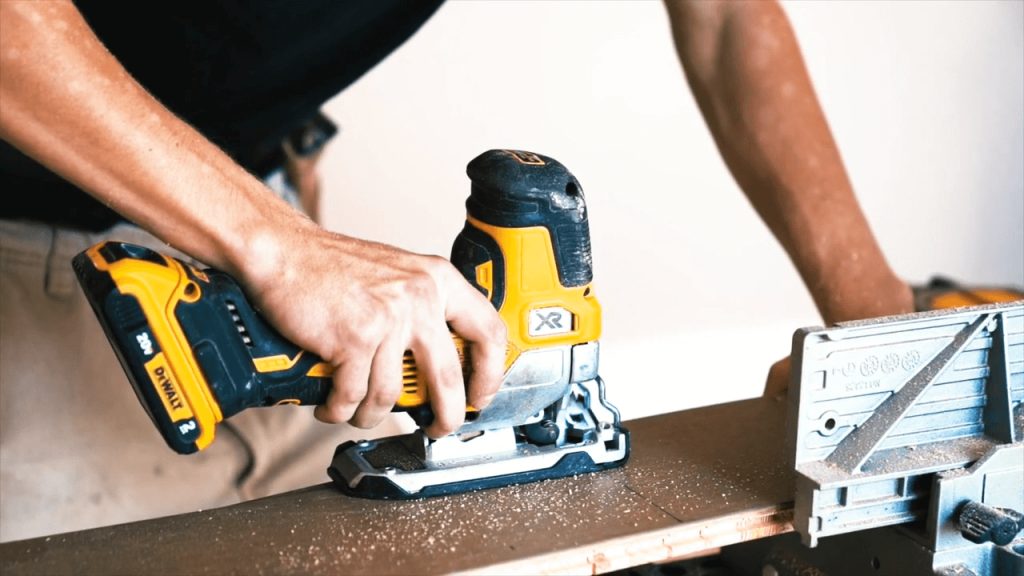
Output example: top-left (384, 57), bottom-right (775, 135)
top-left (350, 337), bottom-right (405, 429)
top-left (314, 355), bottom-right (371, 424)
top-left (444, 279), bottom-right (507, 410)
top-left (412, 325), bottom-right (466, 438)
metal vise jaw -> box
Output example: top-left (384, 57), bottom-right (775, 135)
top-left (785, 301), bottom-right (1024, 574)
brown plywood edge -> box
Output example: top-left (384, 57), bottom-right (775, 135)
top-left (0, 395), bottom-right (794, 575)
top-left (462, 505), bottom-right (793, 575)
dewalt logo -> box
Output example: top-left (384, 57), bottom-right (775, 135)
top-left (154, 365), bottom-right (184, 411)
top-left (145, 353), bottom-right (193, 421)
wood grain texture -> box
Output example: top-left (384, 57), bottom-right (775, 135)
top-left (0, 396), bottom-right (794, 575)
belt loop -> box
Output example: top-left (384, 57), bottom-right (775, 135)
top-left (44, 227), bottom-right (82, 300)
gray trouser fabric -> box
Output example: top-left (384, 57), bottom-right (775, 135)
top-left (0, 219), bottom-right (411, 542)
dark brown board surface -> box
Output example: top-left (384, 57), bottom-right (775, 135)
top-left (0, 395), bottom-right (794, 575)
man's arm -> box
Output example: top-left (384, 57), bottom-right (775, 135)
top-left (663, 0), bottom-right (913, 326)
top-left (0, 0), bottom-right (506, 436)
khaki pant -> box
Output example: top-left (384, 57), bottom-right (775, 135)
top-left (0, 219), bottom-right (412, 542)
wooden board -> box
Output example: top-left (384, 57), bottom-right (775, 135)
top-left (0, 396), bottom-right (795, 575)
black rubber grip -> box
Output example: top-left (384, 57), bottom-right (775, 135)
top-left (464, 150), bottom-right (593, 288)
top-left (450, 220), bottom-right (506, 310)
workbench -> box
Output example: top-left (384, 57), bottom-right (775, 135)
top-left (0, 395), bottom-right (793, 575)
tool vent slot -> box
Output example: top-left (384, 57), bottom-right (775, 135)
top-left (225, 300), bottom-right (253, 347)
top-left (402, 352), bottom-right (417, 391)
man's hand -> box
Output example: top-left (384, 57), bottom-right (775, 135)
top-left (239, 226), bottom-right (507, 438)
top-left (763, 356), bottom-right (791, 399)
top-left (0, 0), bottom-right (507, 436)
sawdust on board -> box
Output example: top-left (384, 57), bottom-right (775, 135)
top-left (252, 468), bottom-right (667, 575)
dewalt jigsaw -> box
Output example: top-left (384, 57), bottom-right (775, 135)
top-left (72, 149), bottom-right (629, 499)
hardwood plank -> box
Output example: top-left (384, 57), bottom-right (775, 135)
top-left (0, 396), bottom-right (794, 575)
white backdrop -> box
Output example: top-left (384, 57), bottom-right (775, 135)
top-left (319, 1), bottom-right (1024, 419)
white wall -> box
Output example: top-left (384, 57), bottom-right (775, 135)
top-left (319, 1), bottom-right (1024, 420)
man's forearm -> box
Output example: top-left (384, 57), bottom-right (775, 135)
top-left (664, 0), bottom-right (912, 324)
top-left (0, 0), bottom-right (508, 434)
top-left (0, 0), bottom-right (308, 284)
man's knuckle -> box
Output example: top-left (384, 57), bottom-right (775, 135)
top-left (333, 384), bottom-right (365, 406)
top-left (322, 403), bottom-right (353, 424)
top-left (419, 256), bottom-right (452, 290)
top-left (349, 322), bottom-right (384, 351)
top-left (364, 387), bottom-right (396, 410)
top-left (349, 411), bottom-right (380, 429)
top-left (406, 272), bottom-right (439, 302)
top-left (424, 254), bottom-right (451, 273)
top-left (317, 409), bottom-right (342, 424)
top-left (432, 414), bottom-right (460, 436)
top-left (487, 319), bottom-right (508, 345)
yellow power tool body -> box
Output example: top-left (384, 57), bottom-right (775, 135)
top-left (913, 276), bottom-right (1023, 312)
top-left (72, 149), bottom-right (629, 498)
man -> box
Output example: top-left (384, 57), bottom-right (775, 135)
top-left (0, 0), bottom-right (913, 541)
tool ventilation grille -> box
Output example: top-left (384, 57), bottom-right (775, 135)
top-left (225, 300), bottom-right (253, 347)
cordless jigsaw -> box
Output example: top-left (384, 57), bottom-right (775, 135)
top-left (72, 149), bottom-right (630, 499)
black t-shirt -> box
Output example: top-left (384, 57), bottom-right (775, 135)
top-left (0, 0), bottom-right (444, 231)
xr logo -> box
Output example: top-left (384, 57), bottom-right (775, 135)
top-left (529, 307), bottom-right (572, 336)
top-left (535, 311), bottom-right (563, 331)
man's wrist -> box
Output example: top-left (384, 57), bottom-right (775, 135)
top-left (217, 193), bottom-right (319, 288)
top-left (811, 259), bottom-right (914, 325)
